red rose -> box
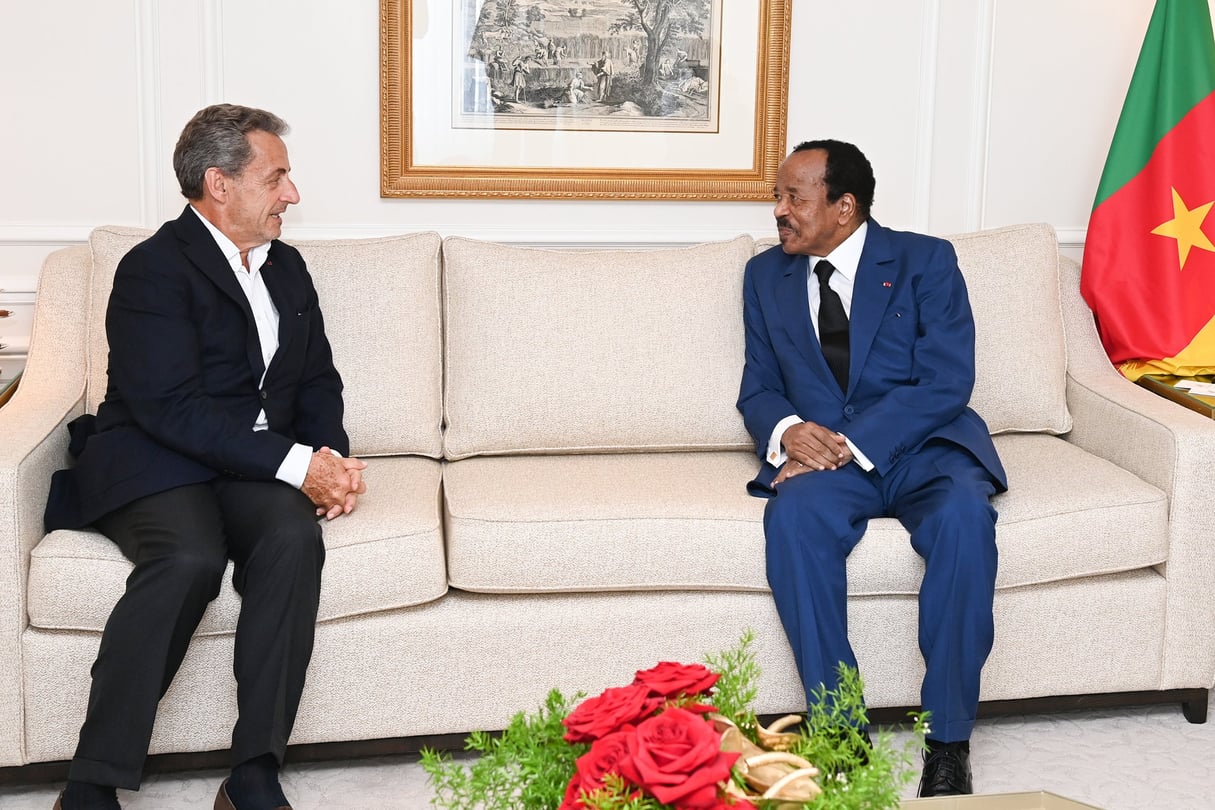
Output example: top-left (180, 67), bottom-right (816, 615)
top-left (563, 683), bottom-right (662, 742)
top-left (716, 799), bottom-right (757, 810)
top-left (617, 707), bottom-right (740, 809)
top-left (558, 776), bottom-right (585, 810)
top-left (559, 729), bottom-right (636, 809)
top-left (634, 661), bottom-right (720, 698)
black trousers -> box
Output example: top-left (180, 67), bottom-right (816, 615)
top-left (67, 479), bottom-right (325, 790)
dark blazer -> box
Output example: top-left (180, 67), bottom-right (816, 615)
top-left (45, 206), bottom-right (348, 530)
top-left (737, 220), bottom-right (1007, 496)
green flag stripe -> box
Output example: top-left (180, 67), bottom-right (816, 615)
top-left (1094, 0), bottom-right (1215, 209)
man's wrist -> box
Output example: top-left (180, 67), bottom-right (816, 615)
top-left (843, 435), bottom-right (874, 471)
top-left (275, 443), bottom-right (315, 489)
top-left (767, 414), bottom-right (803, 467)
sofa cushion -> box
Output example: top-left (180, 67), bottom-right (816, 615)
top-left (445, 451), bottom-right (768, 592)
top-left (441, 236), bottom-right (756, 459)
top-left (757, 223), bottom-right (1071, 435)
top-left (86, 227), bottom-right (444, 457)
top-left (948, 223), bottom-right (1071, 435)
top-left (85, 226), bottom-right (150, 413)
top-left (443, 434), bottom-right (1167, 596)
top-left (26, 457), bottom-right (446, 634)
top-left (849, 434), bottom-right (1168, 594)
top-left (292, 234), bottom-right (444, 457)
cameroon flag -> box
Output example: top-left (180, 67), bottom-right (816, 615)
top-left (1081, 0), bottom-right (1215, 380)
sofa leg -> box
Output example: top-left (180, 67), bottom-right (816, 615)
top-left (1182, 689), bottom-right (1209, 724)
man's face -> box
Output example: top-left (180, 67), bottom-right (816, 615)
top-left (772, 149), bottom-right (848, 256)
top-left (222, 130), bottom-right (300, 251)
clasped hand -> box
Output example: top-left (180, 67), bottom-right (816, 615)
top-left (773, 421), bottom-right (854, 486)
top-left (303, 447), bottom-right (368, 520)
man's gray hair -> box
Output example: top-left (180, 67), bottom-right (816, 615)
top-left (173, 104), bottom-right (289, 201)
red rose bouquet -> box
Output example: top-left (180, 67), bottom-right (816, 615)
top-left (422, 633), bottom-right (926, 810)
top-left (559, 662), bottom-right (750, 809)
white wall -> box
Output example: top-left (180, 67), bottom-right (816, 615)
top-left (0, 0), bottom-right (1169, 375)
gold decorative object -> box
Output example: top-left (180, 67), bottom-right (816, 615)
top-left (755, 713), bottom-right (804, 752)
top-left (714, 715), bottom-right (822, 807)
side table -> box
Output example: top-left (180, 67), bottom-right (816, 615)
top-left (1134, 374), bottom-right (1215, 419)
top-left (0, 371), bottom-right (20, 408)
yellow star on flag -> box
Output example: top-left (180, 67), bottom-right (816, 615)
top-left (1151, 187), bottom-right (1215, 269)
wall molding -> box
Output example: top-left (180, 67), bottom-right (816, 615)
top-left (1055, 227), bottom-right (1087, 251)
top-left (135, 0), bottom-right (164, 228)
top-left (202, 0), bottom-right (225, 104)
top-left (284, 225), bottom-right (778, 248)
top-left (0, 227), bottom-right (93, 245)
top-left (0, 223), bottom-right (1091, 252)
top-left (967, 0), bottom-right (997, 231)
top-left (912, 0), bottom-right (942, 233)
top-left (0, 224), bottom-right (767, 249)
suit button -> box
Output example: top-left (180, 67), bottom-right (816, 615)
top-left (260, 390), bottom-right (268, 400)
top-left (843, 405), bottom-right (855, 416)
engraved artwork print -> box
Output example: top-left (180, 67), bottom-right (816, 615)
top-left (457, 0), bottom-right (720, 133)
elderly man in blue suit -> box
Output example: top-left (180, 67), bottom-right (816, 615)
top-left (738, 139), bottom-right (1007, 796)
top-left (45, 105), bottom-right (367, 810)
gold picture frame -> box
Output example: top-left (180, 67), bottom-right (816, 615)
top-left (380, 0), bottom-right (791, 200)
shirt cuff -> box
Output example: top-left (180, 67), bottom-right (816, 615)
top-left (766, 414), bottom-right (804, 468)
top-left (845, 436), bottom-right (875, 471)
top-left (275, 443), bottom-right (315, 489)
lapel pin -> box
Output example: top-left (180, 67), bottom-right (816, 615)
top-left (882, 281), bottom-right (892, 287)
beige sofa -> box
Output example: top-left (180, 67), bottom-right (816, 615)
top-left (1, 222), bottom-right (1212, 771)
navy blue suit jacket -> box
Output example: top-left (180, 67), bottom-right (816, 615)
top-left (45, 207), bottom-right (348, 530)
top-left (737, 221), bottom-right (1007, 496)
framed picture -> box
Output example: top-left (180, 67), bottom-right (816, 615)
top-left (380, 0), bottom-right (791, 200)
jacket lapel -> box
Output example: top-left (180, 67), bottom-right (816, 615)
top-left (261, 244), bottom-right (297, 373)
top-left (172, 206), bottom-right (265, 379)
top-left (848, 221), bottom-right (897, 392)
top-left (774, 252), bottom-right (839, 393)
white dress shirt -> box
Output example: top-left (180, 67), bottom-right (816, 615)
top-left (190, 206), bottom-right (314, 488)
top-left (766, 221), bottom-right (875, 472)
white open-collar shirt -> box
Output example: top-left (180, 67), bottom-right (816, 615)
top-left (766, 220), bottom-right (875, 471)
top-left (191, 206), bottom-right (313, 488)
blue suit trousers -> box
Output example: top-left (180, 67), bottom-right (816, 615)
top-left (763, 440), bottom-right (998, 742)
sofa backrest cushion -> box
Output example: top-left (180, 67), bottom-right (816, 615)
top-left (290, 233), bottom-right (444, 456)
top-left (757, 221), bottom-right (1070, 435)
top-left (947, 223), bottom-right (1071, 435)
top-left (442, 236), bottom-right (756, 459)
top-left (86, 226), bottom-right (444, 458)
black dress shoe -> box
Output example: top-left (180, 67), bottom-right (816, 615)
top-left (918, 739), bottom-right (973, 796)
top-left (56, 783), bottom-right (121, 810)
top-left (215, 778), bottom-right (292, 810)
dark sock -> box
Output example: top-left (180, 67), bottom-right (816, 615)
top-left (226, 753), bottom-right (288, 810)
top-left (926, 738), bottom-right (970, 753)
top-left (60, 780), bottom-right (119, 810)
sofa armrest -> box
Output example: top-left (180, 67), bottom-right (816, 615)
top-left (0, 245), bottom-right (90, 766)
top-left (1059, 255), bottom-right (1215, 689)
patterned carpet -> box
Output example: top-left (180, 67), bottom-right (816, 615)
top-left (2, 703), bottom-right (1211, 809)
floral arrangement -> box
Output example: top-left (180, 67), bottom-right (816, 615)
top-left (422, 632), bottom-right (927, 810)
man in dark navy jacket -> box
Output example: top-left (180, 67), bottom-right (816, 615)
top-left (738, 140), bottom-right (1007, 797)
top-left (45, 105), bottom-right (366, 810)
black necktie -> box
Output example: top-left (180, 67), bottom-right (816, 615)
top-left (814, 259), bottom-right (850, 392)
